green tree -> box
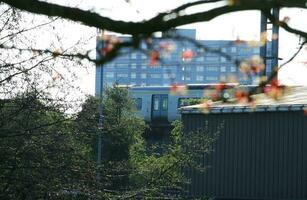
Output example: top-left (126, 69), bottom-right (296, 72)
top-left (101, 85), bottom-right (146, 161)
top-left (75, 95), bottom-right (100, 159)
top-left (0, 90), bottom-right (99, 199)
top-left (76, 85), bottom-right (216, 198)
top-left (76, 85), bottom-right (217, 199)
top-left (128, 120), bottom-right (218, 198)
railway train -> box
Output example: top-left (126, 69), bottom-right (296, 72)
top-left (128, 84), bottom-right (247, 124)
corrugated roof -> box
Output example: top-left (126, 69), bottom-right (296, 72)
top-left (180, 86), bottom-right (307, 114)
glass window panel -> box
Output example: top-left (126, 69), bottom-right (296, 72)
top-left (131, 63), bottom-right (137, 69)
top-left (207, 66), bottom-right (218, 71)
top-left (130, 53), bottom-right (137, 59)
top-left (205, 57), bottom-right (219, 61)
top-left (131, 73), bottom-right (136, 79)
top-left (153, 98), bottom-right (159, 111)
top-left (151, 74), bottom-right (161, 78)
top-left (106, 72), bottom-right (114, 78)
top-left (162, 98), bottom-right (168, 110)
top-left (196, 57), bottom-right (205, 62)
top-left (196, 75), bottom-right (204, 81)
top-left (141, 73), bottom-right (147, 79)
top-left (117, 73), bottom-right (128, 78)
top-left (196, 66), bottom-right (204, 72)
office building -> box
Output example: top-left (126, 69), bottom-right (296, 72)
top-left (96, 29), bottom-right (272, 95)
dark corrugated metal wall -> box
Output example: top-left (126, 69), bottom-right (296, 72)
top-left (182, 111), bottom-right (307, 199)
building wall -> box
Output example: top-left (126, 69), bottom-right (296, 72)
top-left (182, 111), bottom-right (307, 199)
top-left (95, 29), bottom-right (271, 96)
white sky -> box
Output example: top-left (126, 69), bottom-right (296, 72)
top-left (45, 0), bottom-right (307, 95)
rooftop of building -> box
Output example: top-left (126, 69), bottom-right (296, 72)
top-left (179, 86), bottom-right (307, 114)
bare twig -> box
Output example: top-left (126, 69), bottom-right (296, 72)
top-left (279, 40), bottom-right (307, 68)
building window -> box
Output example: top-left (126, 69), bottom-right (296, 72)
top-left (151, 74), bottom-right (161, 78)
top-left (206, 76), bottom-right (218, 81)
top-left (141, 64), bottom-right (147, 69)
top-left (131, 72), bottom-right (136, 79)
top-left (185, 66), bottom-right (191, 71)
top-left (220, 75), bottom-right (226, 81)
top-left (130, 53), bottom-right (137, 59)
top-left (185, 76), bottom-right (191, 81)
top-left (163, 73), bottom-right (169, 79)
top-left (253, 48), bottom-right (260, 54)
top-left (221, 57), bottom-right (226, 62)
top-left (231, 66), bottom-right (236, 72)
top-left (197, 48), bottom-right (205, 53)
top-left (116, 63), bottom-right (128, 68)
top-left (196, 75), bottom-right (204, 81)
top-left (133, 98), bottom-right (142, 110)
top-left (207, 66), bottom-right (218, 71)
top-left (196, 66), bottom-right (204, 72)
top-left (221, 66), bottom-right (226, 72)
top-left (131, 63), bottom-right (137, 69)
top-left (141, 73), bottom-right (147, 79)
top-left (206, 57), bottom-right (219, 62)
top-left (106, 72), bottom-right (114, 78)
top-left (221, 47), bottom-right (227, 53)
top-left (231, 47), bottom-right (237, 53)
top-left (196, 57), bottom-right (204, 62)
top-left (170, 73), bottom-right (176, 79)
top-left (105, 64), bottom-right (115, 69)
top-left (117, 73), bottom-right (128, 78)
top-left (141, 54), bottom-right (147, 59)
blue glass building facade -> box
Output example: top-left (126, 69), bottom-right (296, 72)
top-left (96, 29), bottom-right (271, 96)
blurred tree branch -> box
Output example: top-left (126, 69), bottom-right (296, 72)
top-left (2, 0), bottom-right (307, 40)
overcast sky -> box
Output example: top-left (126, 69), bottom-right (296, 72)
top-left (46, 0), bottom-right (307, 95)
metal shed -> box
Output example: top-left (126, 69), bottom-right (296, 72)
top-left (180, 87), bottom-right (307, 199)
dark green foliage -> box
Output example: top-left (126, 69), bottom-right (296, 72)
top-left (101, 85), bottom-right (146, 161)
top-left (75, 95), bottom-right (100, 159)
top-left (180, 98), bottom-right (207, 107)
top-left (0, 91), bottom-right (99, 199)
top-left (0, 86), bottom-right (216, 199)
top-left (127, 120), bottom-right (218, 198)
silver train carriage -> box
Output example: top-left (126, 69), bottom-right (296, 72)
top-left (128, 84), bottom-right (251, 123)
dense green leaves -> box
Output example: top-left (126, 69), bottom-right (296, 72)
top-left (0, 92), bottom-right (99, 199)
top-left (0, 86), bottom-right (216, 199)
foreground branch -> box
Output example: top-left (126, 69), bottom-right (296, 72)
top-left (2, 0), bottom-right (307, 38)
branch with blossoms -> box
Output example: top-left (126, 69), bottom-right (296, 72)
top-left (2, 0), bottom-right (307, 38)
top-left (2, 0), bottom-right (307, 111)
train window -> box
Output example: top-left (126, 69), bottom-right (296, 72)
top-left (162, 98), bottom-right (168, 110)
top-left (178, 98), bottom-right (188, 108)
top-left (178, 98), bottom-right (203, 108)
top-left (132, 98), bottom-right (142, 110)
top-left (153, 97), bottom-right (159, 111)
